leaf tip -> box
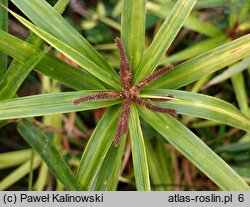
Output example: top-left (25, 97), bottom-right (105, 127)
top-left (1, 3), bottom-right (10, 12)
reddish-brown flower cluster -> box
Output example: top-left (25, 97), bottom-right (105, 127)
top-left (74, 37), bottom-right (176, 146)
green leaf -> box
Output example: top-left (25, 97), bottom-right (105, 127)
top-left (5, 8), bottom-right (121, 89)
top-left (0, 30), bottom-right (104, 90)
top-left (204, 57), bottom-right (250, 89)
top-left (238, 0), bottom-right (250, 23)
top-left (190, 74), bottom-right (212, 93)
top-left (194, 0), bottom-right (232, 9)
top-left (0, 0), bottom-right (8, 77)
top-left (76, 106), bottom-right (120, 190)
top-left (161, 35), bottom-right (229, 64)
top-left (0, 90), bottom-right (121, 120)
top-left (130, 104), bottom-right (151, 191)
top-left (147, 2), bottom-right (224, 37)
top-left (0, 0), bottom-right (70, 101)
top-left (121, 0), bottom-right (146, 71)
top-left (93, 135), bottom-right (126, 190)
top-left (149, 34), bottom-right (250, 89)
top-left (148, 0), bottom-right (232, 10)
top-left (141, 89), bottom-right (250, 133)
top-left (231, 72), bottom-right (249, 116)
top-left (184, 14), bottom-right (224, 37)
top-left (138, 107), bottom-right (250, 190)
top-left (51, 0), bottom-right (70, 14)
top-left (216, 142), bottom-right (250, 153)
top-left (17, 119), bottom-right (81, 190)
top-left (191, 120), bottom-right (219, 128)
top-left (134, 0), bottom-right (197, 83)
top-left (145, 139), bottom-right (173, 190)
top-left (0, 47), bottom-right (50, 100)
top-left (234, 168), bottom-right (250, 181)
top-left (0, 149), bottom-right (32, 170)
top-left (34, 162), bottom-right (48, 191)
top-left (0, 155), bottom-right (41, 190)
top-left (10, 0), bottom-right (117, 78)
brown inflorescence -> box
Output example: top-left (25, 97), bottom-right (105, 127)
top-left (74, 37), bottom-right (176, 146)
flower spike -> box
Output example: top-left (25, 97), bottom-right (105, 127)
top-left (115, 37), bottom-right (132, 90)
top-left (74, 37), bottom-right (176, 146)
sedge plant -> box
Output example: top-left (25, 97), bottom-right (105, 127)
top-left (0, 0), bottom-right (249, 190)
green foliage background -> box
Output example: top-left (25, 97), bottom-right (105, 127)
top-left (0, 0), bottom-right (249, 191)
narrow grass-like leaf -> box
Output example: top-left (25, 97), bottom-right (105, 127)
top-left (0, 155), bottom-right (41, 190)
top-left (145, 140), bottom-right (166, 191)
top-left (147, 2), bottom-right (223, 37)
top-left (184, 14), bottom-right (224, 37)
top-left (0, 149), bottom-right (32, 170)
top-left (0, 90), bottom-right (121, 120)
top-left (28, 150), bottom-right (35, 191)
top-left (148, 0), bottom-right (232, 10)
top-left (238, 0), bottom-right (250, 23)
top-left (42, 77), bottom-right (63, 190)
top-left (121, 0), bottom-right (146, 71)
top-left (190, 74), bottom-right (212, 93)
top-left (134, 0), bottom-right (197, 83)
top-left (149, 34), bottom-right (250, 89)
top-left (204, 57), bottom-right (250, 89)
top-left (191, 120), bottom-right (219, 128)
top-left (0, 0), bottom-right (8, 77)
top-left (145, 139), bottom-right (173, 191)
top-left (216, 142), bottom-right (250, 153)
top-left (194, 0), bottom-right (231, 9)
top-left (0, 30), bottom-right (104, 90)
top-left (76, 106), bottom-right (120, 190)
top-left (10, 0), bottom-right (118, 78)
top-left (141, 89), bottom-right (250, 133)
top-left (0, 0), bottom-right (71, 101)
top-left (138, 107), bottom-right (250, 190)
top-left (130, 104), bottom-right (150, 191)
top-left (34, 162), bottom-right (48, 191)
top-left (93, 135), bottom-right (126, 190)
top-left (234, 167), bottom-right (250, 181)
top-left (51, 0), bottom-right (69, 13)
top-left (0, 47), bottom-right (50, 100)
top-left (228, 0), bottom-right (238, 29)
top-left (5, 9), bottom-right (121, 89)
top-left (161, 35), bottom-right (228, 64)
top-left (17, 119), bottom-right (81, 190)
top-left (231, 73), bottom-right (249, 116)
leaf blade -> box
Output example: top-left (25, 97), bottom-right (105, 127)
top-left (0, 155), bottom-right (41, 190)
top-left (161, 35), bottom-right (229, 64)
top-left (121, 0), bottom-right (146, 71)
top-left (10, 0), bottom-right (117, 78)
top-left (0, 90), bottom-right (121, 120)
top-left (231, 72), bottom-right (249, 116)
top-left (0, 0), bottom-right (71, 101)
top-left (0, 149), bottom-right (32, 170)
top-left (0, 30), bottom-right (104, 90)
top-left (138, 107), bottom-right (250, 190)
top-left (204, 57), bottom-right (250, 89)
top-left (93, 136), bottom-right (126, 190)
top-left (147, 2), bottom-right (224, 37)
top-left (149, 34), bottom-right (250, 89)
top-left (0, 47), bottom-right (51, 100)
top-left (134, 0), bottom-right (197, 83)
top-left (0, 0), bottom-right (8, 77)
top-left (130, 104), bottom-right (151, 191)
top-left (17, 119), bottom-right (81, 191)
top-left (76, 106), bottom-right (120, 190)
top-left (5, 9), bottom-right (121, 89)
top-left (141, 89), bottom-right (250, 133)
